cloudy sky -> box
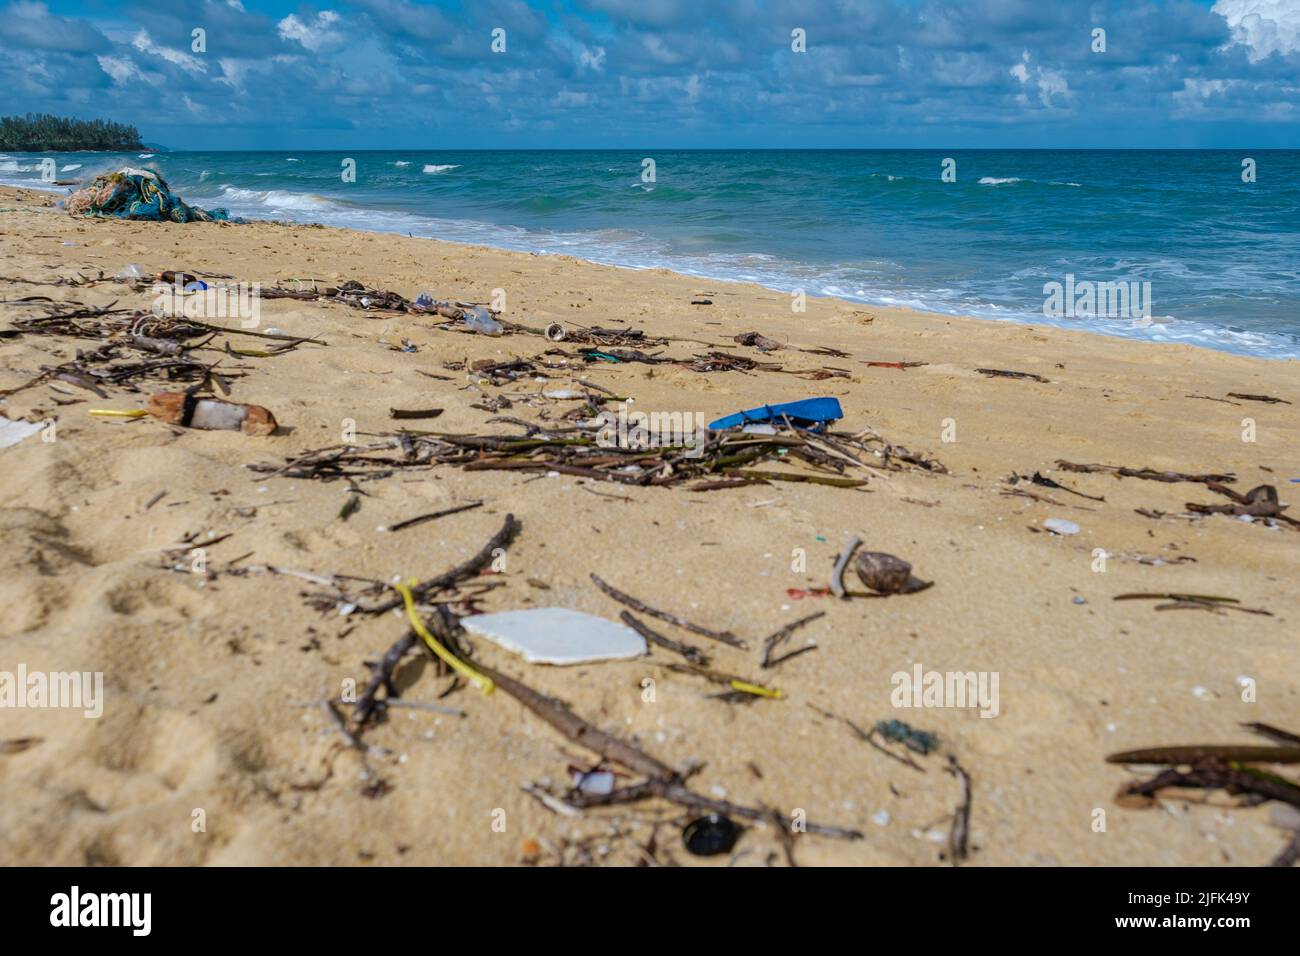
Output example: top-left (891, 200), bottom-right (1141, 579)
top-left (1, 0), bottom-right (1297, 149)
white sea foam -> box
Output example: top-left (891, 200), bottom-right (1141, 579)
top-left (217, 185), bottom-right (334, 211)
top-left (978, 176), bottom-right (1021, 185)
top-left (423, 164), bottom-right (460, 174)
top-left (392, 160), bottom-right (410, 167)
top-left (60, 164), bottom-right (82, 172)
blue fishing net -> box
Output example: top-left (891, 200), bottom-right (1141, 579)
top-left (65, 169), bottom-right (234, 223)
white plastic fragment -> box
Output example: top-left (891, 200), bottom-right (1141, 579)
top-left (1043, 518), bottom-right (1080, 535)
top-left (460, 607), bottom-right (646, 665)
top-left (0, 416), bottom-right (43, 449)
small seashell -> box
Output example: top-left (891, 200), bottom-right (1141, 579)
top-left (854, 551), bottom-right (922, 594)
top-left (682, 813), bottom-right (741, 856)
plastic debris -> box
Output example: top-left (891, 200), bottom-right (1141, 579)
top-left (0, 416), bottom-right (43, 449)
top-left (463, 305), bottom-right (504, 335)
top-left (65, 168), bottom-right (231, 223)
top-left (875, 719), bottom-right (938, 755)
top-left (460, 607), bottom-right (646, 665)
top-left (146, 392), bottom-right (278, 436)
top-left (708, 397), bottom-right (844, 431)
top-left (569, 768), bottom-right (616, 795)
top-left (1044, 518), bottom-right (1080, 535)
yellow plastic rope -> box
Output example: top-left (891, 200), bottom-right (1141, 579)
top-left (729, 678), bottom-right (783, 699)
top-left (89, 409), bottom-right (147, 418)
top-left (393, 579), bottom-right (494, 694)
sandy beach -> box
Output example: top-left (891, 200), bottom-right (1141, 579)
top-left (1, 183), bottom-right (1297, 867)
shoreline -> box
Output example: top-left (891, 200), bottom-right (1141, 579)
top-left (3, 169), bottom-right (1296, 361)
top-left (1, 184), bottom-right (1297, 866)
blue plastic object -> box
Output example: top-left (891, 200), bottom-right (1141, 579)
top-left (707, 397), bottom-right (844, 431)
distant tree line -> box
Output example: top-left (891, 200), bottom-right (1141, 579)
top-left (0, 113), bottom-right (145, 151)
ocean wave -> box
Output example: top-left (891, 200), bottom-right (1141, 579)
top-left (392, 160), bottom-right (410, 167)
top-left (217, 185), bottom-right (335, 211)
top-left (138, 153), bottom-right (154, 159)
top-left (60, 164), bottom-right (82, 172)
top-left (423, 164), bottom-right (460, 174)
top-left (0, 160), bottom-right (33, 172)
top-left (978, 177), bottom-right (1022, 185)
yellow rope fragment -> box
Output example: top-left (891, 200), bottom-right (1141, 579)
top-left (729, 678), bottom-right (782, 699)
top-left (89, 409), bottom-right (147, 418)
top-left (393, 579), bottom-right (494, 695)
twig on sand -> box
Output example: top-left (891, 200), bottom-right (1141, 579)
top-left (367, 513), bottom-right (520, 614)
top-left (352, 633), bottom-right (417, 729)
top-left (384, 500), bottom-right (482, 533)
top-left (808, 704), bottom-right (925, 772)
top-left (590, 573), bottom-right (745, 648)
top-left (946, 755), bottom-right (973, 865)
top-left (1244, 723), bottom-right (1300, 747)
top-left (1056, 460), bottom-right (1235, 485)
top-left (1271, 829), bottom-right (1300, 868)
top-left (760, 611), bottom-right (825, 668)
top-left (619, 611), bottom-right (709, 666)
top-left (829, 535), bottom-right (862, 598)
top-left (432, 606), bottom-right (860, 841)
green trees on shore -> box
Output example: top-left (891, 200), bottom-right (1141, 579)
top-left (0, 114), bottom-right (145, 152)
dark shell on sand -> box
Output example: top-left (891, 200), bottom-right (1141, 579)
top-left (854, 551), bottom-right (931, 595)
top-left (683, 813), bottom-right (742, 856)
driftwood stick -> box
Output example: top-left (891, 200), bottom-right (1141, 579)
top-left (468, 650), bottom-right (677, 781)
top-left (1056, 460), bottom-right (1235, 485)
top-left (760, 611), bottom-right (825, 668)
top-left (352, 632), bottom-right (417, 728)
top-left (367, 513), bottom-right (520, 614)
top-left (830, 535), bottom-right (862, 599)
top-left (947, 755), bottom-right (972, 864)
top-left (619, 611), bottom-right (709, 665)
top-left (1107, 745), bottom-right (1300, 765)
top-left (1116, 764), bottom-right (1300, 811)
top-left (590, 573), bottom-right (745, 648)
top-left (428, 608), bottom-right (860, 841)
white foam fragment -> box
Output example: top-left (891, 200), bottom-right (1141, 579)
top-left (1044, 517), bottom-right (1080, 535)
top-left (0, 416), bottom-right (42, 449)
top-left (461, 607), bottom-right (646, 665)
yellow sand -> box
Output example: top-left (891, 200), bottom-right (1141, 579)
top-left (1, 185), bottom-right (1297, 866)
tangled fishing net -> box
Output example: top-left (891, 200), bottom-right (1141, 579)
top-left (64, 167), bottom-right (232, 223)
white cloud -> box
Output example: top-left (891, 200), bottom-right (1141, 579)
top-left (579, 46), bottom-right (607, 72)
top-left (132, 29), bottom-right (206, 74)
top-left (278, 11), bottom-right (344, 52)
top-left (1010, 50), bottom-right (1071, 107)
top-left (1213, 0), bottom-right (1300, 61)
top-left (97, 54), bottom-right (146, 86)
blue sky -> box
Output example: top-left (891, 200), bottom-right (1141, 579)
top-left (1, 0), bottom-right (1298, 148)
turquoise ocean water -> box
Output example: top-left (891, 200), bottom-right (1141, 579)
top-left (3, 149), bottom-right (1297, 358)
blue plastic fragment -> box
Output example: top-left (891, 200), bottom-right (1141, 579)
top-left (707, 397), bottom-right (844, 431)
